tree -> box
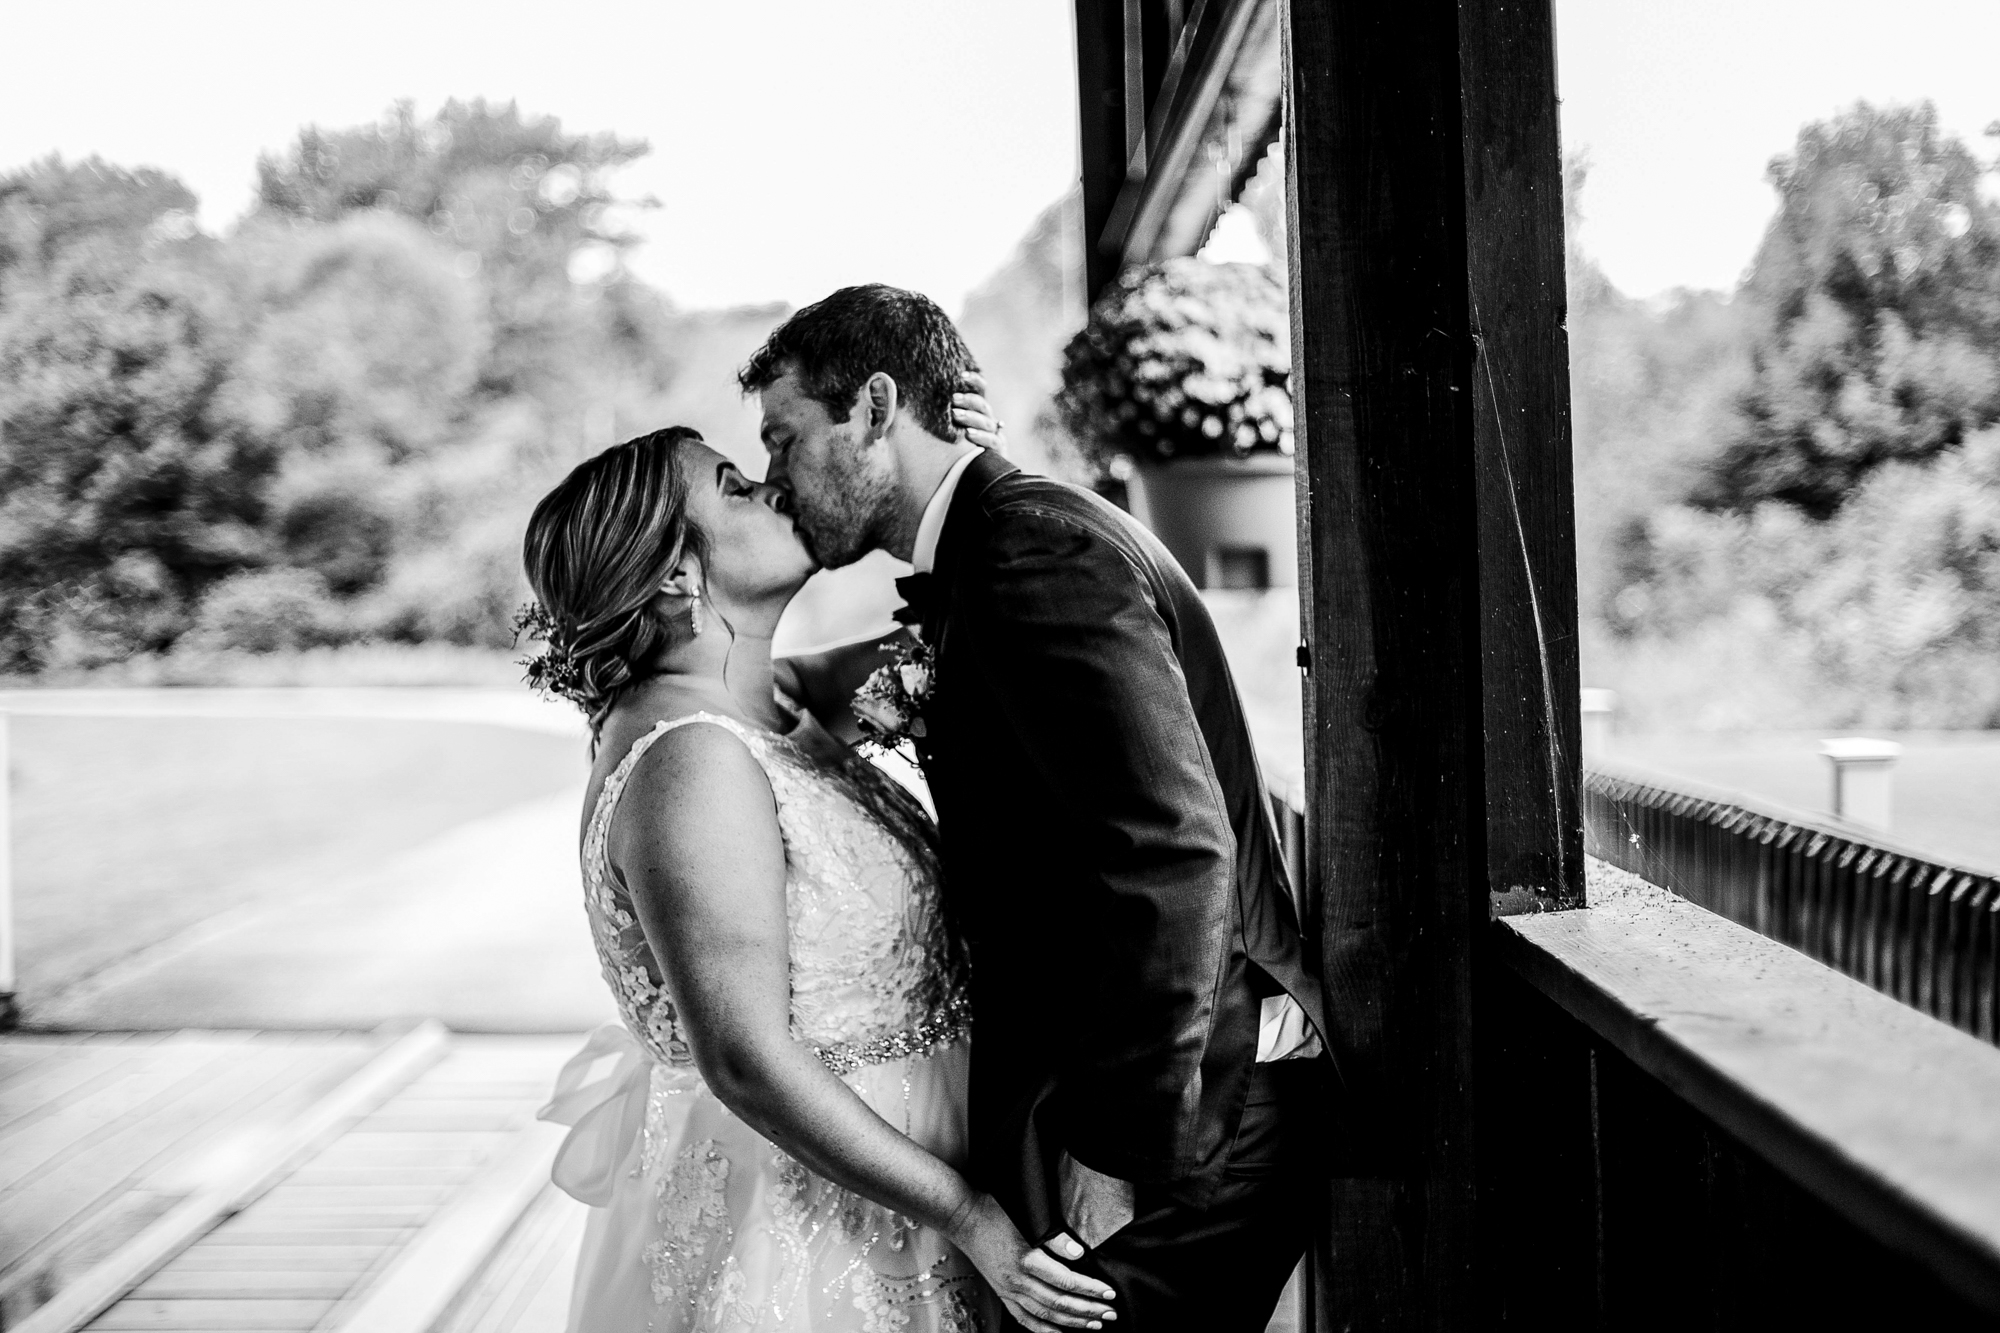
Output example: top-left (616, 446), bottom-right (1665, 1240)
top-left (1702, 102), bottom-right (2000, 516)
top-left (255, 100), bottom-right (654, 396)
top-left (0, 155), bottom-right (197, 281)
top-left (0, 239), bottom-right (272, 669)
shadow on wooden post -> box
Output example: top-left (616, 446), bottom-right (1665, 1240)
top-left (1280, 0), bottom-right (1585, 1326)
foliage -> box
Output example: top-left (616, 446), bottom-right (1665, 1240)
top-left (0, 155), bottom-right (197, 277)
top-left (0, 102), bottom-right (721, 675)
top-left (1056, 257), bottom-right (1292, 465)
top-left (1597, 430), bottom-right (2000, 729)
top-left (255, 99), bottom-right (655, 398)
top-left (1564, 109), bottom-right (2000, 730)
top-left (1701, 102), bottom-right (2000, 517)
top-left (0, 237), bottom-right (271, 670)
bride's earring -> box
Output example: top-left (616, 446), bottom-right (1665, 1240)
top-left (688, 588), bottom-right (704, 637)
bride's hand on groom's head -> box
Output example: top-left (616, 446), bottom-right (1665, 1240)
top-left (953, 370), bottom-right (1007, 452)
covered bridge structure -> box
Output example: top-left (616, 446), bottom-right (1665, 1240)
top-left (1071, 1), bottom-right (2000, 1328)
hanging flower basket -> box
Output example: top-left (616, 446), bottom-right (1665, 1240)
top-left (1055, 258), bottom-right (1297, 589)
top-left (1055, 257), bottom-right (1293, 467)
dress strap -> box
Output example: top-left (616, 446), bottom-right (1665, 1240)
top-left (588, 712), bottom-right (776, 866)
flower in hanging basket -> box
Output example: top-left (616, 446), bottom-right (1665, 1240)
top-left (1056, 258), bottom-right (1292, 467)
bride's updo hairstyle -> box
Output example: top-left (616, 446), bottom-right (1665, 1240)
top-left (521, 427), bottom-right (710, 736)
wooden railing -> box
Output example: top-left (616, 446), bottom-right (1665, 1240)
top-left (1583, 760), bottom-right (2000, 1046)
top-left (1266, 766), bottom-right (2000, 1325)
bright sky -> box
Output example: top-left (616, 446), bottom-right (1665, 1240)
top-left (1555, 0), bottom-right (2000, 298)
top-left (6, 2), bottom-right (2000, 309)
top-left (0, 0), bottom-right (1079, 313)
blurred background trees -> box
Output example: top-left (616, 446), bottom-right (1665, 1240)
top-left (1578, 100), bottom-right (2000, 728)
top-left (5, 96), bottom-right (2000, 732)
top-left (0, 102), bottom-right (755, 677)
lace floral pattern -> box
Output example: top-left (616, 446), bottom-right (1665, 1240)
top-left (644, 1140), bottom-right (734, 1320)
top-left (562, 706), bottom-right (995, 1333)
top-left (580, 710), bottom-right (968, 1070)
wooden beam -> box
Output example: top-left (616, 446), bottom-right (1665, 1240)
top-left (1281, 0), bottom-right (1582, 1324)
top-left (1283, 0), bottom-right (1482, 1324)
top-left (1074, 0), bottom-right (1131, 299)
top-left (1459, 0), bottom-right (1584, 915)
top-left (1501, 868), bottom-right (2000, 1318)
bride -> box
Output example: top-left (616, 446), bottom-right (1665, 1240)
top-left (520, 411), bottom-right (1116, 1333)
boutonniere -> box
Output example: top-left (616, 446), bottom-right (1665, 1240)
top-left (852, 638), bottom-right (937, 755)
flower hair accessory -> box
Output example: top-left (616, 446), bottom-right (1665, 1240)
top-left (513, 601), bottom-right (588, 708)
top-left (851, 638), bottom-right (937, 756)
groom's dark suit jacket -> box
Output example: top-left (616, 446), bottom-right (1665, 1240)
top-left (909, 449), bottom-right (1328, 1238)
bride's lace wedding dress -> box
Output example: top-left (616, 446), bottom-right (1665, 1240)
top-left (540, 707), bottom-right (995, 1332)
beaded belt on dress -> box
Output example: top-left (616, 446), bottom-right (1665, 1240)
top-left (811, 995), bottom-right (971, 1077)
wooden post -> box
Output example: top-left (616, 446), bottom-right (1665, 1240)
top-left (1457, 0), bottom-right (1584, 912)
top-left (1074, 0), bottom-right (1134, 300)
top-left (1280, 0), bottom-right (1583, 1325)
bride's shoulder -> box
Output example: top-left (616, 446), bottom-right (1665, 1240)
top-left (605, 715), bottom-right (780, 852)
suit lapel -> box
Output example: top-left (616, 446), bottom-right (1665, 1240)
top-left (922, 448), bottom-right (1018, 647)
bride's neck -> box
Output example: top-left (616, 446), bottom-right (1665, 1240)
top-left (643, 613), bottom-right (786, 729)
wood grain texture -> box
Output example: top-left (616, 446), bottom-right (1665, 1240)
top-left (1457, 0), bottom-right (1584, 912)
top-left (1281, 0), bottom-right (1483, 1325)
top-left (1500, 863), bottom-right (2000, 1316)
top-left (1073, 0), bottom-right (1131, 299)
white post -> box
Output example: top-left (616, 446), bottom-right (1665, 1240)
top-left (0, 710), bottom-right (14, 1028)
top-left (1820, 737), bottom-right (1901, 833)
top-left (1580, 688), bottom-right (1616, 759)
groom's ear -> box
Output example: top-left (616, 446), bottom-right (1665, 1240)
top-left (861, 372), bottom-right (900, 439)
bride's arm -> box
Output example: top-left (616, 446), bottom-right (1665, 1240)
top-left (774, 627), bottom-right (909, 743)
top-left (612, 724), bottom-right (1117, 1333)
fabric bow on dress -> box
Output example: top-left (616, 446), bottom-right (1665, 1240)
top-left (538, 1023), bottom-right (695, 1206)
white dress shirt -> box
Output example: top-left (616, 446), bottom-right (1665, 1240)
top-left (908, 446), bottom-right (1320, 1063)
top-left (910, 446), bottom-right (981, 574)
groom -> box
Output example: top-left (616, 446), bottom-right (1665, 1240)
top-left (745, 285), bottom-right (1331, 1330)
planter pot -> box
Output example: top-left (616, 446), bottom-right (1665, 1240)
top-left (1126, 453), bottom-right (1297, 590)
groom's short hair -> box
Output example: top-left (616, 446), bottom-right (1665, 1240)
top-left (738, 284), bottom-right (976, 440)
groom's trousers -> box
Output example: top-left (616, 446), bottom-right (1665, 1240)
top-left (1045, 1057), bottom-right (1332, 1333)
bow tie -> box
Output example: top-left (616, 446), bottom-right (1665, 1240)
top-left (893, 571), bottom-right (939, 628)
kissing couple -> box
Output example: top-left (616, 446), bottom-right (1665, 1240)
top-left (522, 284), bottom-right (1332, 1332)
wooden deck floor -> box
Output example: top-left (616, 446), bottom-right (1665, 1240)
top-left (2, 1033), bottom-right (584, 1333)
top-left (0, 1033), bottom-right (379, 1327)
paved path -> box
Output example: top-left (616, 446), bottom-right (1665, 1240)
top-left (0, 688), bottom-right (584, 737)
top-left (3, 687), bottom-right (610, 1032)
top-left (30, 789), bottom-right (614, 1033)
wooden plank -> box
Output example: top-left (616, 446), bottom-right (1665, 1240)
top-left (3, 1045), bottom-right (368, 1293)
top-left (0, 1044), bottom-right (130, 1132)
top-left (254, 1187), bottom-right (452, 1209)
top-left (235, 1210), bottom-right (431, 1231)
top-left (328, 1124), bottom-right (564, 1333)
top-left (1280, 0), bottom-right (1483, 1325)
top-left (196, 1230), bottom-right (409, 1250)
top-left (305, 1136), bottom-right (501, 1156)
top-left (86, 1297), bottom-right (331, 1329)
top-left (1074, 0), bottom-right (1132, 299)
top-left (433, 1188), bottom-right (583, 1333)
top-left (130, 1272), bottom-right (354, 1301)
top-left (281, 1169), bottom-right (465, 1188)
top-left (169, 1250), bottom-right (381, 1274)
top-left (1499, 863), bottom-right (2000, 1317)
top-left (1457, 0), bottom-right (1583, 912)
top-left (351, 1113), bottom-right (523, 1134)
top-left (13, 1024), bottom-right (448, 1333)
top-left (0, 1046), bottom-right (245, 1191)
